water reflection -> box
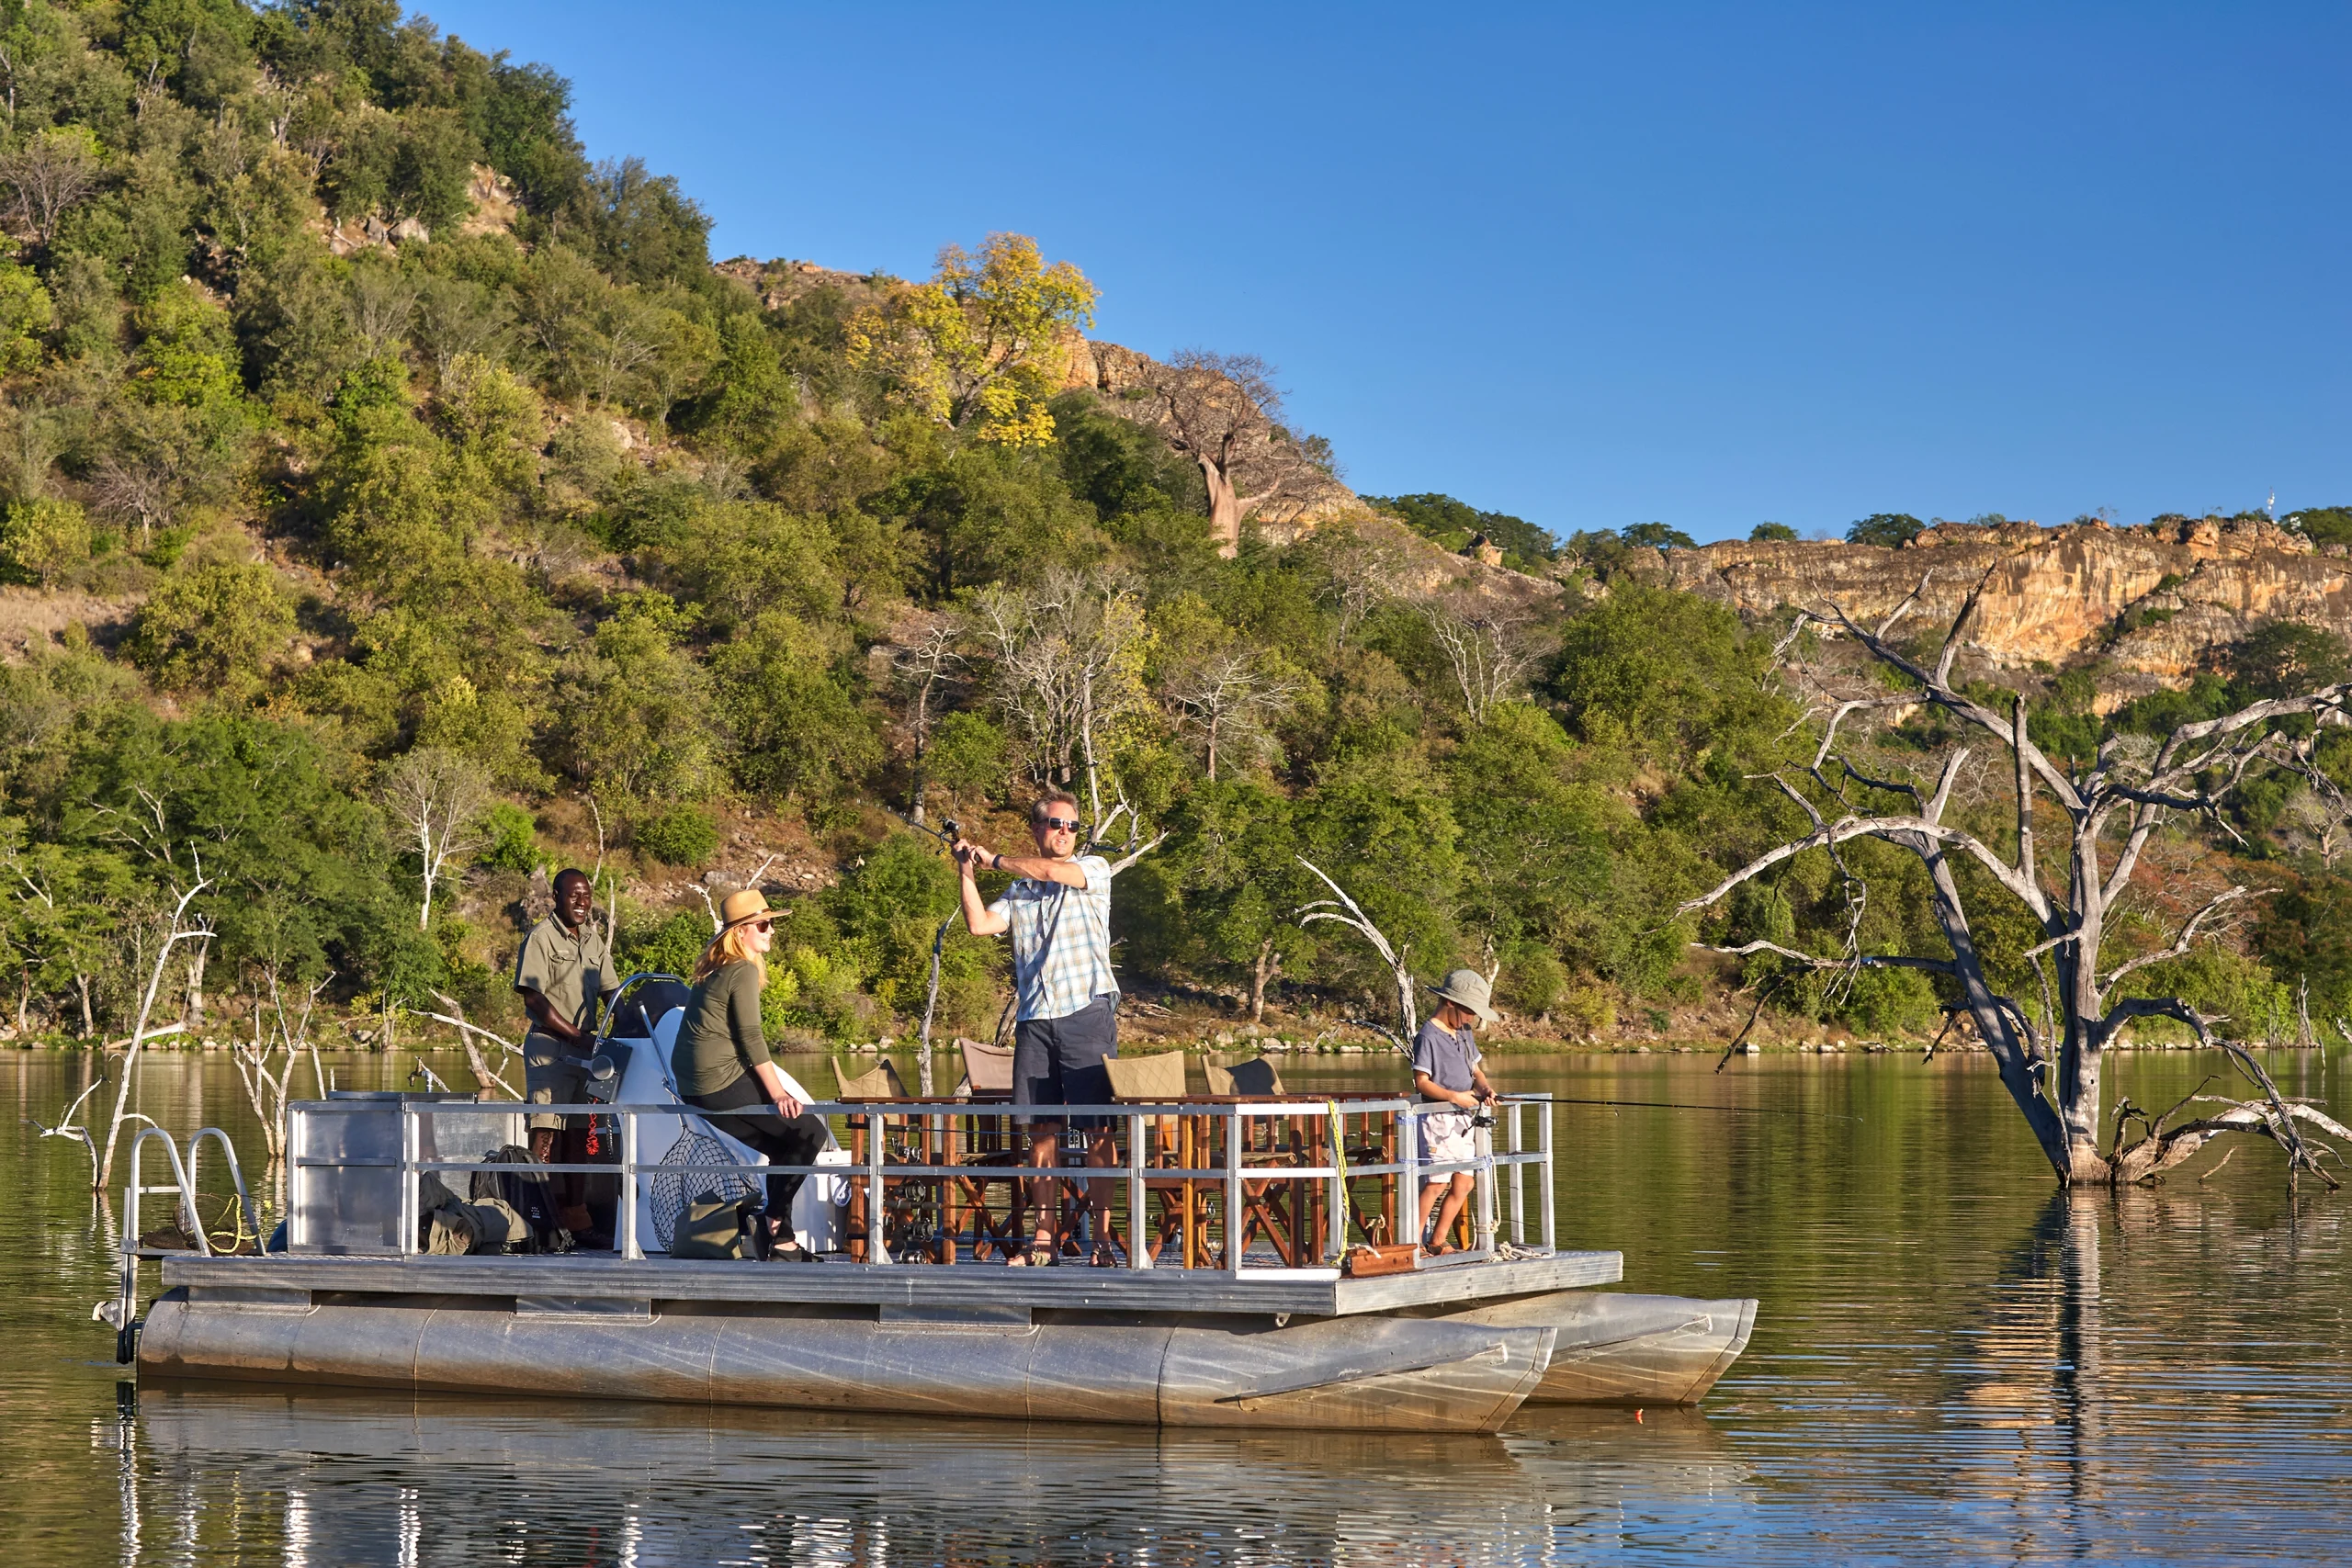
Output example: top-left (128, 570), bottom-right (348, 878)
top-left (121, 1386), bottom-right (1748, 1566)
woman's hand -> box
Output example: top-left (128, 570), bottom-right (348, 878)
top-left (752, 1060), bottom-right (804, 1120)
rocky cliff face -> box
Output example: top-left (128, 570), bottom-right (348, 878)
top-left (1632, 517), bottom-right (2352, 702)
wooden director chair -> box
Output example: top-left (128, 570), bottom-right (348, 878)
top-left (1207, 1054), bottom-right (1317, 1267)
top-left (832, 1056), bottom-right (919, 1262)
top-left (1102, 1048), bottom-right (1210, 1267)
top-left (950, 1037), bottom-right (1026, 1262)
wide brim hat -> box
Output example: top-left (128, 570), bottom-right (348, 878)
top-left (716, 887), bottom-right (774, 933)
top-left (1430, 967), bottom-right (1501, 1025)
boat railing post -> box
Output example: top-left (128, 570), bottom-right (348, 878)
top-left (116, 1132), bottom-right (183, 1351)
top-left (1473, 1109), bottom-right (1497, 1255)
top-left (866, 1104), bottom-right (889, 1265)
top-left (1400, 1103), bottom-right (1419, 1249)
top-left (1225, 1106), bottom-right (1244, 1274)
top-left (1126, 1111), bottom-right (1147, 1270)
top-left (619, 1109), bottom-right (641, 1260)
top-left (1327, 1105), bottom-right (1344, 1265)
top-left (288, 1103), bottom-right (305, 1250)
top-left (1539, 1098), bottom-right (1555, 1252)
top-left (398, 1102), bottom-right (418, 1258)
top-left (1508, 1100), bottom-right (1525, 1247)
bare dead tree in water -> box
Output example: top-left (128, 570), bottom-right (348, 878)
top-left (421, 989), bottom-right (521, 1099)
top-left (1677, 571), bottom-right (2352, 1190)
top-left (1295, 858), bottom-right (1417, 1056)
top-left (96, 863), bottom-right (212, 1190)
top-left (232, 971), bottom-right (332, 1210)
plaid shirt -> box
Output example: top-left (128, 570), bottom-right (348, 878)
top-left (989, 853), bottom-right (1117, 1021)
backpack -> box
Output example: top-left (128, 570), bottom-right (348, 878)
top-left (414, 1173), bottom-right (531, 1257)
top-left (471, 1145), bottom-right (573, 1254)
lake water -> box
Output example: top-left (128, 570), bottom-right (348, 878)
top-left (5, 1045), bottom-right (2348, 1565)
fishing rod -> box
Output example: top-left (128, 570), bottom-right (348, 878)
top-left (1541, 1094), bottom-right (1857, 1120)
top-left (1330, 1020), bottom-right (1856, 1119)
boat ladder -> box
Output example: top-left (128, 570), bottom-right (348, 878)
top-left (106, 1125), bottom-right (258, 1364)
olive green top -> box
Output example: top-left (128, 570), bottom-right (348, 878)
top-left (674, 958), bottom-right (770, 1097)
top-left (513, 914), bottom-right (615, 1039)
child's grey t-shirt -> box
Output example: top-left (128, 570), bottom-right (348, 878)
top-left (1412, 1019), bottom-right (1481, 1096)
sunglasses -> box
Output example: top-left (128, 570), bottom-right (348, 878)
top-left (1038, 817), bottom-right (1080, 832)
top-left (749, 919), bottom-right (772, 933)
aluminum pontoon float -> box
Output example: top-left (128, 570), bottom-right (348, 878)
top-left (116, 1012), bottom-right (1755, 1434)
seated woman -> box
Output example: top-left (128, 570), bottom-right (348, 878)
top-left (673, 888), bottom-right (830, 1259)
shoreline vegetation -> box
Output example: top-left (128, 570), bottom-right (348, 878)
top-left (0, 0), bottom-right (2346, 1118)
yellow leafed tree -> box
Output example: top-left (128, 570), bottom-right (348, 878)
top-left (848, 233), bottom-right (1098, 447)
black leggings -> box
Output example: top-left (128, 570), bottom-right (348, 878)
top-left (687, 1075), bottom-right (830, 1219)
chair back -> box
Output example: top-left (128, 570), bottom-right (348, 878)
top-left (832, 1056), bottom-right (908, 1101)
top-left (1205, 1054), bottom-right (1284, 1097)
top-left (956, 1036), bottom-right (1013, 1099)
top-left (1102, 1049), bottom-right (1188, 1102)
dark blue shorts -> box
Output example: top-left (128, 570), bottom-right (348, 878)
top-left (1012, 995), bottom-right (1118, 1125)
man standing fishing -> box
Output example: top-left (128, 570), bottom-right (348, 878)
top-left (953, 792), bottom-right (1122, 1267)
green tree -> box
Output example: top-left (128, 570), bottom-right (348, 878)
top-left (1847, 512), bottom-right (1925, 547)
top-left (1367, 492), bottom-right (1556, 560)
top-left (710, 610), bottom-right (880, 807)
top-left (0, 254), bottom-right (52, 372)
top-left (848, 232), bottom-right (1097, 447)
top-left (550, 592), bottom-right (715, 799)
top-left (1621, 522), bottom-right (1695, 549)
top-left (123, 562), bottom-right (295, 699)
top-left (0, 497), bottom-right (88, 584)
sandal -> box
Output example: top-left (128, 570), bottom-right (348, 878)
top-left (1007, 1240), bottom-right (1058, 1268)
top-left (1090, 1242), bottom-right (1119, 1269)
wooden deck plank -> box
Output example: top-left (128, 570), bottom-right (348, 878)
top-left (160, 1250), bottom-right (1623, 1316)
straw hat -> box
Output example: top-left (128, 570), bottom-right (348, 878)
top-left (1429, 968), bottom-right (1500, 1025)
top-left (716, 887), bottom-right (774, 933)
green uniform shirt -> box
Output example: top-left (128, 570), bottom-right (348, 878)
top-left (513, 913), bottom-right (616, 1041)
top-left (674, 958), bottom-right (770, 1097)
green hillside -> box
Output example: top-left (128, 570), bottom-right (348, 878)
top-left (0, 0), bottom-right (2341, 1058)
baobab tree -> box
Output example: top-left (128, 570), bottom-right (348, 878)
top-left (1677, 576), bottom-right (2352, 1190)
top-left (1136, 351), bottom-right (1334, 558)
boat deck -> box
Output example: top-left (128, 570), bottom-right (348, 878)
top-left (161, 1248), bottom-right (1623, 1318)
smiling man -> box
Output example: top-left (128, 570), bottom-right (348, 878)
top-left (514, 867), bottom-right (618, 1239)
top-left (954, 792), bottom-right (1121, 1267)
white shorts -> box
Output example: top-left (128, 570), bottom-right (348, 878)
top-left (1418, 1108), bottom-right (1478, 1179)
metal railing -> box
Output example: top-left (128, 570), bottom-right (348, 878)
top-left (114, 1125), bottom-right (257, 1361)
top-left (290, 1092), bottom-right (1556, 1275)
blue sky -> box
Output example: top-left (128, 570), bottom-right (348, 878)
top-left (418, 2), bottom-right (2349, 544)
